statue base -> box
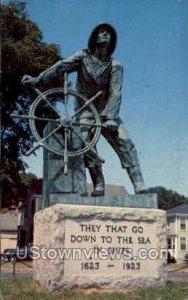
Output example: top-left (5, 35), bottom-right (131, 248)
top-left (45, 192), bottom-right (158, 208)
top-left (33, 196), bottom-right (167, 292)
top-left (43, 124), bottom-right (88, 208)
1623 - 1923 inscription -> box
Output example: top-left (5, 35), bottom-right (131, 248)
top-left (64, 220), bottom-right (157, 275)
top-left (81, 261), bottom-right (141, 271)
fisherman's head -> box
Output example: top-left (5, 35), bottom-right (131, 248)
top-left (88, 22), bottom-right (117, 56)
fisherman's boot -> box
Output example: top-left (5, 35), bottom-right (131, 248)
top-left (126, 165), bottom-right (146, 194)
top-left (123, 139), bottom-right (146, 194)
top-left (89, 167), bottom-right (105, 196)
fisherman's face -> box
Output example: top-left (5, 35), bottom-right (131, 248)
top-left (96, 26), bottom-right (111, 45)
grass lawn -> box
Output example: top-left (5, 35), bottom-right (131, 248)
top-left (1, 279), bottom-right (188, 300)
top-left (1, 261), bottom-right (33, 271)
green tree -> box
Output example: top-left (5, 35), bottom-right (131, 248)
top-left (20, 172), bottom-right (37, 185)
top-left (1, 0), bottom-right (63, 207)
top-left (145, 186), bottom-right (188, 210)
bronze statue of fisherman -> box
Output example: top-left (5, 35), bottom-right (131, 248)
top-left (22, 22), bottom-right (146, 196)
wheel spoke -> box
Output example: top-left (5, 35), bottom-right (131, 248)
top-left (53, 132), bottom-right (66, 148)
top-left (25, 124), bottom-right (62, 156)
top-left (64, 129), bottom-right (69, 174)
top-left (71, 91), bottom-right (102, 119)
top-left (11, 114), bottom-right (59, 123)
top-left (63, 72), bottom-right (68, 114)
top-left (71, 128), bottom-right (105, 163)
top-left (33, 87), bottom-right (61, 117)
top-left (73, 121), bottom-right (105, 128)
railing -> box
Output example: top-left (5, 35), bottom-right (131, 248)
top-left (0, 257), bottom-right (33, 280)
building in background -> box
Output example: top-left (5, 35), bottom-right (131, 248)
top-left (0, 210), bottom-right (19, 253)
top-left (167, 205), bottom-right (188, 262)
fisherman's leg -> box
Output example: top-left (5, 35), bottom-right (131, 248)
top-left (84, 149), bottom-right (105, 197)
top-left (80, 119), bottom-right (105, 196)
top-left (102, 119), bottom-right (146, 194)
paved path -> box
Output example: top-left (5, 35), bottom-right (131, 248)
top-left (168, 271), bottom-right (188, 283)
top-left (168, 264), bottom-right (188, 283)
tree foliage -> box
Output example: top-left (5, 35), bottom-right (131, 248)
top-left (1, 0), bottom-right (63, 207)
top-left (145, 186), bottom-right (188, 210)
top-left (20, 172), bottom-right (37, 185)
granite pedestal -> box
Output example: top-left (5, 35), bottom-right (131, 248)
top-left (33, 194), bottom-right (167, 292)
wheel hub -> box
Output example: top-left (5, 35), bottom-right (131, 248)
top-left (60, 115), bottom-right (73, 128)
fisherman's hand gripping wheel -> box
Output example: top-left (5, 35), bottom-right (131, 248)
top-left (12, 72), bottom-right (105, 174)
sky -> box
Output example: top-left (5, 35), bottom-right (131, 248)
top-left (4, 0), bottom-right (188, 195)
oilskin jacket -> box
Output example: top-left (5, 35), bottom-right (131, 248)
top-left (38, 49), bottom-right (123, 120)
